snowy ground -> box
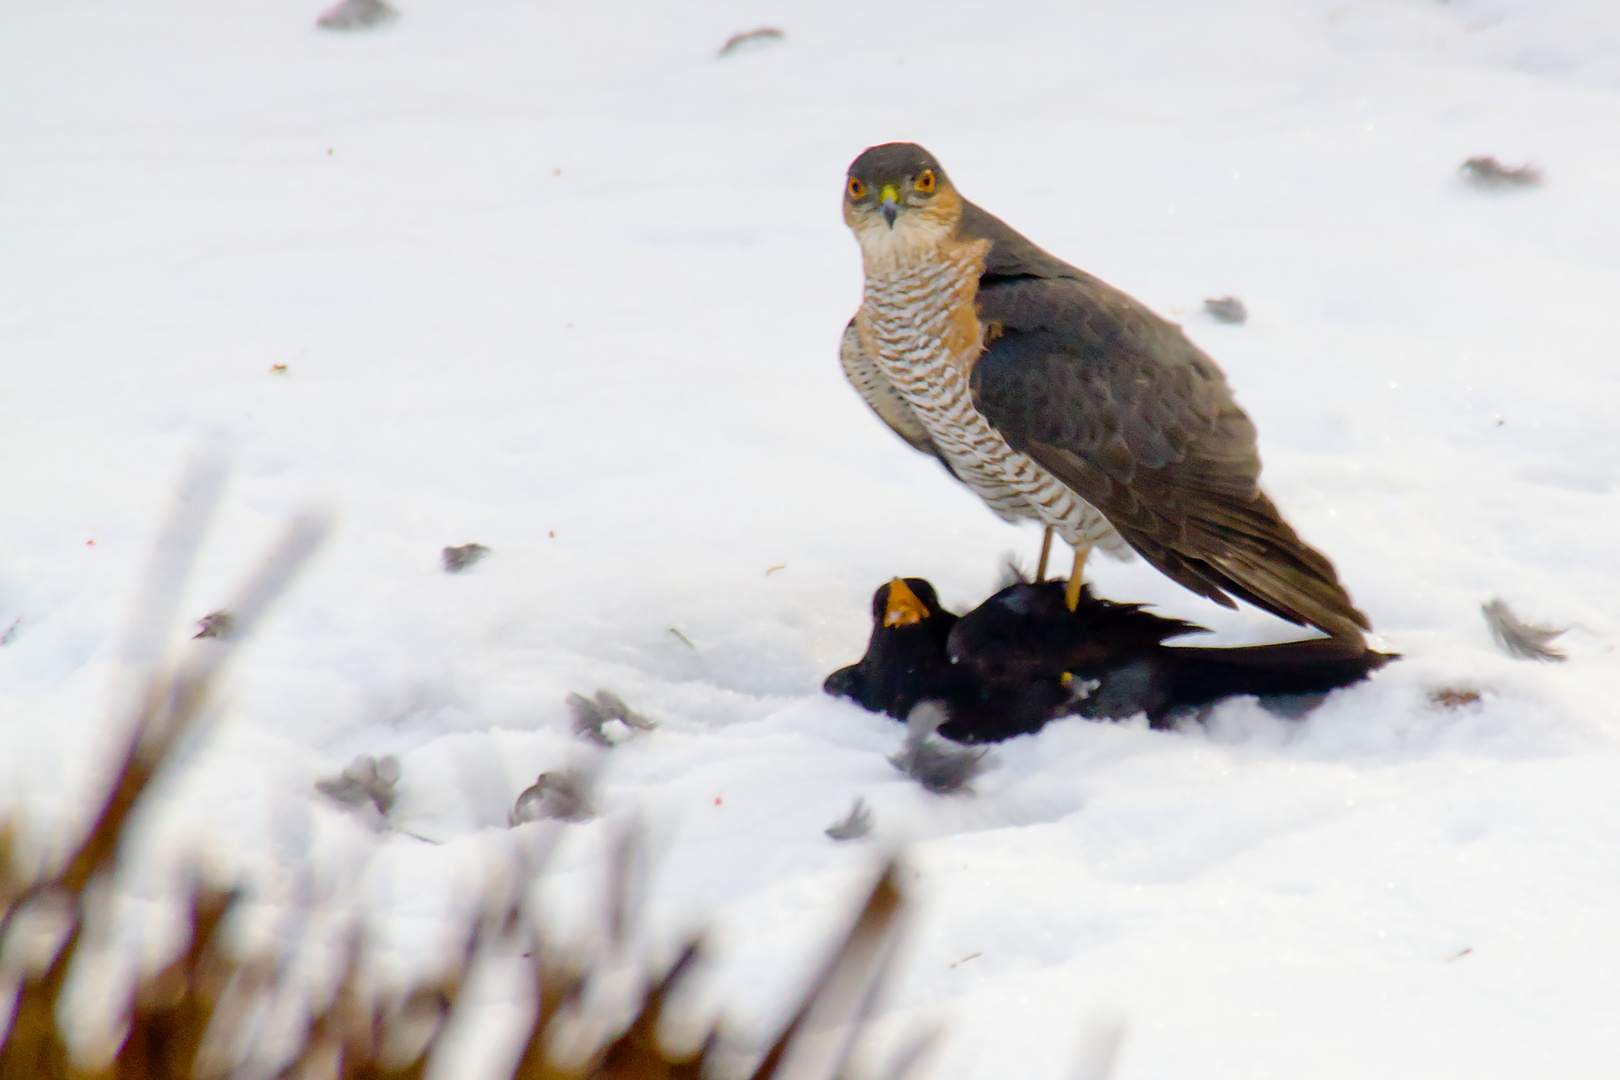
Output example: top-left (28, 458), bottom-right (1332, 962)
top-left (4, 0), bottom-right (1620, 1075)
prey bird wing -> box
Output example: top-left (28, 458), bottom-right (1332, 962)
top-left (959, 202), bottom-right (1370, 640)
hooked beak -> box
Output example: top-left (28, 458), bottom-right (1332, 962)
top-left (883, 578), bottom-right (930, 627)
top-left (879, 184), bottom-right (899, 228)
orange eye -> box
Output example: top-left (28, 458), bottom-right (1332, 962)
top-left (847, 177), bottom-right (867, 199)
top-left (915, 170), bottom-right (936, 193)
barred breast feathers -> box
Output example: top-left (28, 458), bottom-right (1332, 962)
top-left (838, 321), bottom-right (940, 459)
top-left (850, 208), bottom-right (1127, 554)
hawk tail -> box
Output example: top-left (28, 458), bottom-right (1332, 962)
top-left (1142, 491), bottom-right (1370, 642)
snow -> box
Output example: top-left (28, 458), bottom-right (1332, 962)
top-left (3, 0), bottom-right (1620, 1075)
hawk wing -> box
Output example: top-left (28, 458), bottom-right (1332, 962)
top-left (960, 201), bottom-right (1369, 640)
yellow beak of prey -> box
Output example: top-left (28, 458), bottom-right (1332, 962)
top-left (883, 578), bottom-right (930, 627)
top-left (879, 184), bottom-right (899, 227)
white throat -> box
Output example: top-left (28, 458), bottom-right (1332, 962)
top-left (852, 210), bottom-right (956, 274)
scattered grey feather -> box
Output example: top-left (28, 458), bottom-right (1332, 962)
top-left (316, 754), bottom-right (402, 816)
top-left (1461, 156), bottom-right (1541, 190)
top-left (1431, 687), bottom-right (1483, 710)
top-left (193, 609), bottom-right (234, 640)
top-left (569, 693), bottom-right (614, 746)
top-left (824, 797), bottom-right (873, 841)
top-left (510, 767), bottom-right (595, 825)
top-left (718, 27), bottom-right (783, 56)
top-left (601, 690), bottom-right (657, 729)
top-left (997, 554), bottom-right (1030, 588)
top-left (1203, 296), bottom-right (1248, 324)
top-left (1, 617), bottom-right (21, 646)
top-left (888, 702), bottom-right (988, 795)
top-left (316, 0), bottom-right (397, 30)
top-left (1482, 598), bottom-right (1568, 662)
top-left (568, 688), bottom-right (657, 746)
top-left (441, 543), bottom-right (489, 573)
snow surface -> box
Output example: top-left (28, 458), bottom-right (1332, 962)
top-left (4, 0), bottom-right (1620, 1075)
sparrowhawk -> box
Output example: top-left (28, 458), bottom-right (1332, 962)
top-left (839, 142), bottom-right (1369, 642)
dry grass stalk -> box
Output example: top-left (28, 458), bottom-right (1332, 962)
top-left (0, 464), bottom-right (915, 1080)
top-left (1, 454), bottom-right (326, 1080)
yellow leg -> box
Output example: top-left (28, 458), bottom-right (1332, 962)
top-left (1034, 526), bottom-right (1054, 583)
top-left (1064, 544), bottom-right (1092, 611)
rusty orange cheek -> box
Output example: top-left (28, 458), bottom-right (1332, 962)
top-left (883, 578), bottom-right (930, 627)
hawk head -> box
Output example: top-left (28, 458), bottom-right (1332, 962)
top-left (844, 143), bottom-right (962, 259)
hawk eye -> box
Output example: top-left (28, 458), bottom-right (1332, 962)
top-left (847, 177), bottom-right (867, 200)
top-left (914, 170), bottom-right (936, 193)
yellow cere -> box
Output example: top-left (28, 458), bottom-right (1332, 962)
top-left (879, 183), bottom-right (899, 204)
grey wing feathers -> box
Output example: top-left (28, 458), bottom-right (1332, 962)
top-left (962, 203), bottom-right (1369, 640)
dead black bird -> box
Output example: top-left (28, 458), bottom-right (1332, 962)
top-left (824, 578), bottom-right (960, 718)
top-left (824, 578), bottom-right (1079, 743)
top-left (948, 581), bottom-right (1394, 733)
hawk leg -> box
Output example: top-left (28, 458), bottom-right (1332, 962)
top-left (1035, 526), bottom-right (1055, 583)
top-left (1064, 544), bottom-right (1092, 612)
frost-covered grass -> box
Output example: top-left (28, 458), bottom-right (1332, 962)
top-left (3, 1), bottom-right (1620, 1076)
